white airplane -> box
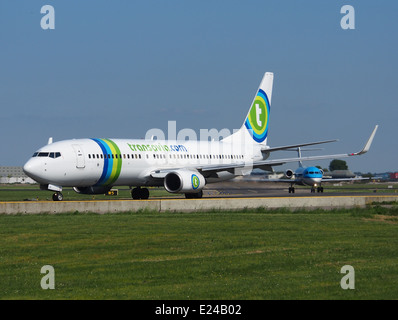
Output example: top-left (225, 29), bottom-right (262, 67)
top-left (23, 72), bottom-right (378, 201)
top-left (269, 147), bottom-right (372, 193)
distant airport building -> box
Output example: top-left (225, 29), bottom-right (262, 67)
top-left (390, 172), bottom-right (398, 180)
top-left (327, 170), bottom-right (356, 178)
top-left (0, 166), bottom-right (36, 184)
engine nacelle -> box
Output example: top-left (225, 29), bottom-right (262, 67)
top-left (164, 170), bottom-right (206, 193)
top-left (285, 169), bottom-right (294, 179)
top-left (73, 186), bottom-right (112, 194)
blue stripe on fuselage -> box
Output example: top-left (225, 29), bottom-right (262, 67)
top-left (91, 138), bottom-right (113, 186)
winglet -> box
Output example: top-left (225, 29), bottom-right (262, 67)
top-left (350, 125), bottom-right (378, 156)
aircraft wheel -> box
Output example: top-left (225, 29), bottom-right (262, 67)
top-left (131, 187), bottom-right (150, 200)
top-left (185, 190), bottom-right (203, 199)
top-left (52, 192), bottom-right (63, 201)
top-left (141, 188), bottom-right (149, 200)
top-left (131, 188), bottom-right (140, 199)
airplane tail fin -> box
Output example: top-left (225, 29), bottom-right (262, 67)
top-left (222, 72), bottom-right (273, 145)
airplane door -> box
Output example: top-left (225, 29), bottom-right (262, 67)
top-left (72, 144), bottom-right (86, 168)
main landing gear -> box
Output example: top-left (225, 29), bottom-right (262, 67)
top-left (288, 186), bottom-right (324, 194)
top-left (131, 187), bottom-right (150, 200)
top-left (52, 192), bottom-right (63, 201)
top-left (185, 190), bottom-right (203, 199)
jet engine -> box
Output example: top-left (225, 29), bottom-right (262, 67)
top-left (73, 186), bottom-right (112, 194)
top-left (285, 169), bottom-right (294, 179)
top-left (164, 170), bottom-right (206, 193)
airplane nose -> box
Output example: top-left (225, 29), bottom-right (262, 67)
top-left (23, 161), bottom-right (32, 176)
top-left (23, 159), bottom-right (43, 182)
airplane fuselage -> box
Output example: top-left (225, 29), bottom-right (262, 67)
top-left (23, 138), bottom-right (263, 190)
top-left (294, 166), bottom-right (323, 187)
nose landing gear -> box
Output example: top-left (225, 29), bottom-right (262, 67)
top-left (310, 186), bottom-right (324, 193)
top-left (52, 192), bottom-right (63, 201)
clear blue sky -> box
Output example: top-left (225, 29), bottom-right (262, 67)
top-left (1, 0), bottom-right (397, 172)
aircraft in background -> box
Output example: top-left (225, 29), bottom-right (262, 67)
top-left (268, 147), bottom-right (370, 193)
top-left (23, 72), bottom-right (378, 201)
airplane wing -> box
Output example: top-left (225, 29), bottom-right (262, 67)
top-left (150, 125), bottom-right (378, 178)
top-left (321, 177), bottom-right (370, 182)
top-left (261, 139), bottom-right (338, 153)
top-left (265, 178), bottom-right (300, 183)
top-left (253, 124), bottom-right (378, 167)
top-left (201, 125), bottom-right (378, 173)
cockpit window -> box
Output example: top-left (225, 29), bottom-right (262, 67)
top-left (38, 152), bottom-right (49, 157)
top-left (33, 152), bottom-right (61, 158)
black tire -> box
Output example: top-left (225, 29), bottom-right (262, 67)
top-left (52, 192), bottom-right (63, 201)
top-left (141, 188), bottom-right (149, 199)
top-left (195, 190), bottom-right (203, 198)
top-left (131, 188), bottom-right (140, 200)
top-left (186, 191), bottom-right (203, 199)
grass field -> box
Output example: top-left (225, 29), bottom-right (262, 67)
top-left (0, 205), bottom-right (397, 300)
